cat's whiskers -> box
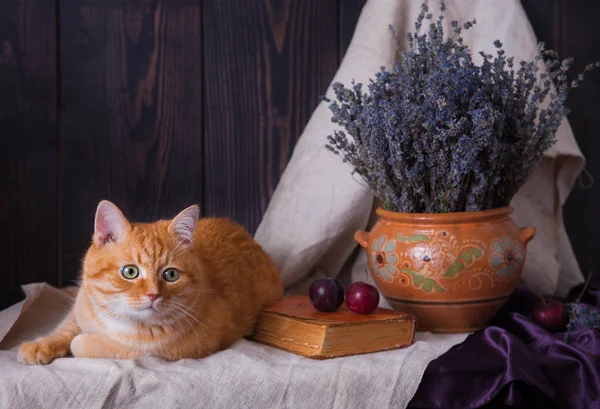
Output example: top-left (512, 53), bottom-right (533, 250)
top-left (170, 304), bottom-right (211, 336)
top-left (169, 300), bottom-right (219, 329)
top-left (173, 310), bottom-right (209, 347)
top-left (89, 297), bottom-right (121, 315)
top-left (92, 306), bottom-right (128, 330)
top-left (170, 305), bottom-right (208, 334)
top-left (162, 308), bottom-right (202, 353)
top-left (170, 309), bottom-right (202, 346)
top-left (168, 310), bottom-right (187, 335)
top-left (91, 300), bottom-right (127, 324)
top-left (160, 306), bottom-right (190, 324)
top-left (90, 295), bottom-right (128, 310)
top-left (94, 303), bottom-right (127, 322)
top-left (91, 297), bottom-right (134, 330)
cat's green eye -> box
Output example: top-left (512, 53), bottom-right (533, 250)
top-left (162, 268), bottom-right (180, 282)
top-left (121, 265), bottom-right (140, 280)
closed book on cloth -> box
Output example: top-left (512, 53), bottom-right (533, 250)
top-left (250, 295), bottom-right (416, 359)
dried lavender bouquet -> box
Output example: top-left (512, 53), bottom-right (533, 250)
top-left (325, 0), bottom-right (599, 213)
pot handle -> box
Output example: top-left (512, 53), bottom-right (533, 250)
top-left (354, 231), bottom-right (369, 248)
top-left (519, 226), bottom-right (536, 245)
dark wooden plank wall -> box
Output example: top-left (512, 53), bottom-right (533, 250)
top-left (203, 0), bottom-right (340, 229)
top-left (521, 0), bottom-right (600, 278)
top-left (0, 0), bottom-right (58, 306)
top-left (0, 0), bottom-right (366, 308)
top-left (59, 0), bottom-right (204, 283)
top-left (2, 0), bottom-right (599, 309)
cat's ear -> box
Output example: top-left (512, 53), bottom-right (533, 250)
top-left (93, 200), bottom-right (130, 246)
top-left (168, 205), bottom-right (200, 244)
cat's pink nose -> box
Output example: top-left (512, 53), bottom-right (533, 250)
top-left (146, 293), bottom-right (159, 302)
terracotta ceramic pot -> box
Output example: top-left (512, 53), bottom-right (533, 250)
top-left (354, 206), bottom-right (535, 333)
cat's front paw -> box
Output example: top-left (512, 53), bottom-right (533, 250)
top-left (17, 339), bottom-right (69, 365)
top-left (70, 334), bottom-right (93, 358)
top-left (71, 333), bottom-right (145, 359)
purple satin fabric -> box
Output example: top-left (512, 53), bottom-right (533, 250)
top-left (408, 278), bottom-right (600, 409)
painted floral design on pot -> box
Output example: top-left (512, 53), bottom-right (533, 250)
top-left (370, 236), bottom-right (398, 282)
top-left (393, 231), bottom-right (484, 293)
top-left (411, 242), bottom-right (445, 273)
top-left (354, 207), bottom-right (537, 333)
top-left (488, 237), bottom-right (525, 279)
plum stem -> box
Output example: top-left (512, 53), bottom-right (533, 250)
top-left (365, 269), bottom-right (369, 284)
top-left (539, 293), bottom-right (547, 307)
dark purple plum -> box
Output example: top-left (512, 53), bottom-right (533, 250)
top-left (533, 298), bottom-right (568, 331)
top-left (309, 278), bottom-right (345, 312)
top-left (346, 281), bottom-right (380, 314)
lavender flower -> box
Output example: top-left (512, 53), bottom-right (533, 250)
top-left (325, 0), bottom-right (600, 213)
top-left (563, 270), bottom-right (600, 342)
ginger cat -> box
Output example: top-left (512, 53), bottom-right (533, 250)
top-left (18, 200), bottom-right (283, 364)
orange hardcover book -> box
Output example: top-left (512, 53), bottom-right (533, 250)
top-left (250, 295), bottom-right (416, 359)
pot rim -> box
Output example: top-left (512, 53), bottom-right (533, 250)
top-left (375, 206), bottom-right (514, 224)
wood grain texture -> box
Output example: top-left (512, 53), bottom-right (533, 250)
top-left (202, 0), bottom-right (340, 233)
top-left (59, 0), bottom-right (203, 283)
top-left (0, 0), bottom-right (58, 308)
top-left (339, 0), bottom-right (366, 59)
top-left (521, 0), bottom-right (600, 276)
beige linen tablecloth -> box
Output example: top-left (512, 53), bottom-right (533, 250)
top-left (0, 283), bottom-right (467, 409)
